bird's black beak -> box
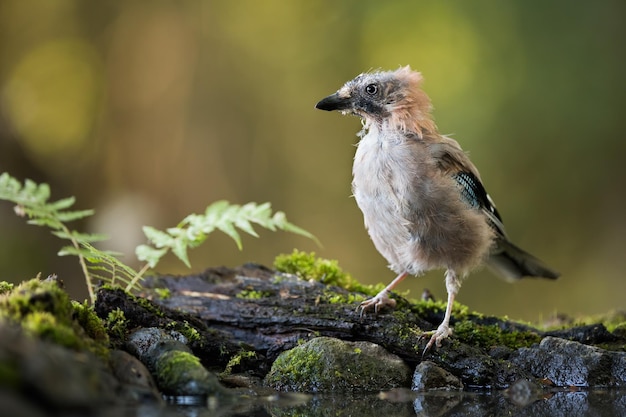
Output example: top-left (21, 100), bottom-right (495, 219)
top-left (315, 92), bottom-right (351, 111)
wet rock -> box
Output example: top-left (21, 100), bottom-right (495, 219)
top-left (0, 323), bottom-right (120, 414)
top-left (412, 360), bottom-right (463, 391)
top-left (544, 323), bottom-right (619, 344)
top-left (428, 342), bottom-right (534, 389)
top-left (126, 327), bottom-right (229, 396)
top-left (125, 327), bottom-right (190, 369)
top-left (488, 346), bottom-right (514, 360)
top-left (155, 350), bottom-right (220, 396)
top-left (613, 323), bottom-right (626, 339)
top-left (511, 336), bottom-right (626, 387)
top-left (109, 349), bottom-right (162, 403)
top-left (264, 336), bottom-right (411, 393)
top-left (0, 390), bottom-right (48, 417)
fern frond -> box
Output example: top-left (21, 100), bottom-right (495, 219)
top-left (2, 173), bottom-right (319, 304)
top-left (0, 173), bottom-right (140, 303)
top-left (136, 200), bottom-right (318, 268)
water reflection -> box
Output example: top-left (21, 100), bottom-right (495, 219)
top-left (149, 389), bottom-right (626, 417)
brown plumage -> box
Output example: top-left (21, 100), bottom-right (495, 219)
top-left (316, 66), bottom-right (559, 351)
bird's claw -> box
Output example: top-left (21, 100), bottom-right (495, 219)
top-left (420, 323), bottom-right (453, 357)
top-left (356, 291), bottom-right (396, 317)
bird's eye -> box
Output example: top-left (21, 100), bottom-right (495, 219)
top-left (365, 84), bottom-right (378, 95)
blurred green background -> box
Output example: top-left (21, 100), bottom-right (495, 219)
top-left (1, 0), bottom-right (624, 322)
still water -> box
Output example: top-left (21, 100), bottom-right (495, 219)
top-left (110, 389), bottom-right (626, 417)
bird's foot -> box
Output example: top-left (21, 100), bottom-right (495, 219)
top-left (356, 291), bottom-right (397, 317)
top-left (421, 323), bottom-right (453, 356)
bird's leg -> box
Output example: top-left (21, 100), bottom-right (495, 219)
top-left (357, 272), bottom-right (408, 316)
top-left (423, 269), bottom-right (460, 353)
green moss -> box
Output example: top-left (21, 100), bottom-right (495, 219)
top-left (274, 250), bottom-right (349, 286)
top-left (411, 299), bottom-right (471, 320)
top-left (538, 310), bottom-right (626, 334)
top-left (265, 337), bottom-right (411, 393)
top-left (166, 320), bottom-right (201, 343)
top-left (72, 300), bottom-right (109, 344)
top-left (321, 289), bottom-right (366, 305)
top-left (182, 322), bottom-right (201, 343)
top-left (612, 322), bottom-right (626, 339)
top-left (586, 311), bottom-right (625, 333)
top-left (453, 320), bottom-right (541, 350)
top-left (155, 349), bottom-right (212, 393)
top-left (265, 341), bottom-right (324, 389)
top-left (0, 278), bottom-right (74, 323)
top-left (154, 348), bottom-right (226, 396)
top-left (236, 289), bottom-right (272, 299)
top-left (135, 296), bottom-right (165, 317)
top-left (156, 350), bottom-right (199, 388)
top-left (274, 250), bottom-right (384, 296)
top-left (0, 282), bottom-right (14, 295)
top-left (21, 311), bottom-right (82, 349)
top-left (160, 350), bottom-right (201, 372)
top-left (0, 278), bottom-right (110, 357)
top-left (154, 288), bottom-right (171, 300)
top-left (537, 311), bottom-right (626, 352)
top-left (105, 308), bottom-right (128, 341)
top-left (389, 321), bottom-right (424, 351)
top-left (221, 350), bottom-right (257, 376)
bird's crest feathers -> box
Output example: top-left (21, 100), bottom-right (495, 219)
top-left (386, 66), bottom-right (437, 137)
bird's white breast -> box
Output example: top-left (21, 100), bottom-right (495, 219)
top-left (351, 126), bottom-right (495, 277)
top-left (352, 127), bottom-right (428, 274)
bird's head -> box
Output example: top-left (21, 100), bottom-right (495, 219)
top-left (315, 66), bottom-right (436, 135)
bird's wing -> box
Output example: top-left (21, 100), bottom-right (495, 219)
top-left (452, 171), bottom-right (507, 239)
top-left (429, 137), bottom-right (507, 239)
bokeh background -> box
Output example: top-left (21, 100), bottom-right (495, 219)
top-left (1, 0), bottom-right (624, 322)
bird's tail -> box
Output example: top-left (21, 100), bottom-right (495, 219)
top-left (487, 239), bottom-right (560, 282)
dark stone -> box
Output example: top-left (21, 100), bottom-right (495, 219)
top-left (125, 327), bottom-right (192, 371)
top-left (0, 323), bottom-right (120, 413)
top-left (427, 342), bottom-right (535, 389)
top-left (412, 360), bottom-right (463, 391)
top-left (126, 327), bottom-right (229, 396)
top-left (488, 346), bottom-right (514, 360)
top-left (544, 323), bottom-right (619, 344)
top-left (109, 349), bottom-right (162, 404)
top-left (510, 336), bottom-right (626, 387)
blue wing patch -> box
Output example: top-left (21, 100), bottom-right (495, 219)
top-left (453, 171), bottom-right (505, 236)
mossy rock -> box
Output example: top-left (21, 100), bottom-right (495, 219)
top-left (0, 277), bottom-right (109, 357)
top-left (264, 336), bottom-right (411, 393)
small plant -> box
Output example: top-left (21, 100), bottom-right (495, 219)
top-left (0, 172), bottom-right (317, 304)
top-left (105, 308), bottom-right (128, 341)
top-left (221, 350), bottom-right (257, 377)
top-left (136, 200), bottom-right (318, 269)
top-left (273, 249), bottom-right (384, 296)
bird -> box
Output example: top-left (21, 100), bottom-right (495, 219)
top-left (315, 66), bottom-right (559, 352)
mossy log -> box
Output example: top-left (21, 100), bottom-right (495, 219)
top-left (94, 263), bottom-right (625, 390)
